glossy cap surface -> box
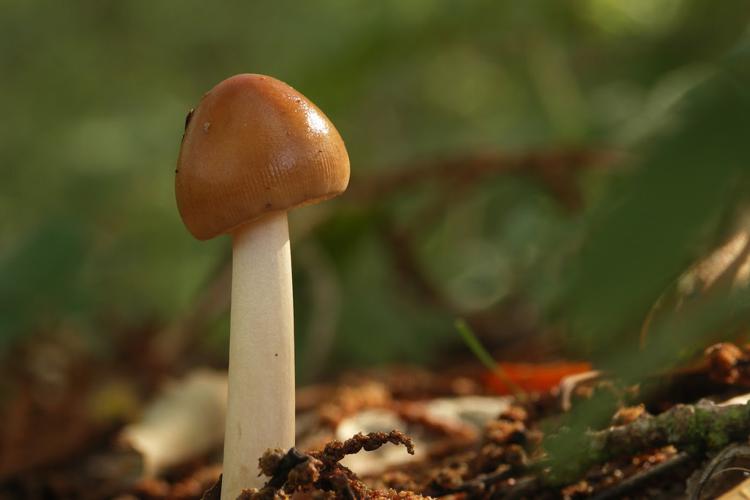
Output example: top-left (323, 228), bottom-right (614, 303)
top-left (176, 74), bottom-right (350, 240)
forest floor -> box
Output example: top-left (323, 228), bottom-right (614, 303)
top-left (3, 336), bottom-right (750, 500)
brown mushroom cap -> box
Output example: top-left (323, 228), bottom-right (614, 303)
top-left (176, 74), bottom-right (350, 240)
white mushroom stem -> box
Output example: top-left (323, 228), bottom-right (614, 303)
top-left (222, 211), bottom-right (295, 500)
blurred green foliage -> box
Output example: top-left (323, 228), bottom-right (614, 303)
top-left (2, 1), bottom-right (750, 381)
top-left (565, 47), bottom-right (750, 363)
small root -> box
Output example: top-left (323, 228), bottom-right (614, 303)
top-left (238, 431), bottom-right (422, 500)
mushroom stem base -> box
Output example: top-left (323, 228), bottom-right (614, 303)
top-left (222, 212), bottom-right (294, 500)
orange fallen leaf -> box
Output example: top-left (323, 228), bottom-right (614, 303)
top-left (482, 362), bottom-right (593, 394)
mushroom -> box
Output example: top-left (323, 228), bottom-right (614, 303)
top-left (175, 74), bottom-right (350, 498)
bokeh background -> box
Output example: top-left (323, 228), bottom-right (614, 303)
top-left (3, 0), bottom-right (750, 386)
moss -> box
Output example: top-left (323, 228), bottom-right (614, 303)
top-left (543, 402), bottom-right (750, 486)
